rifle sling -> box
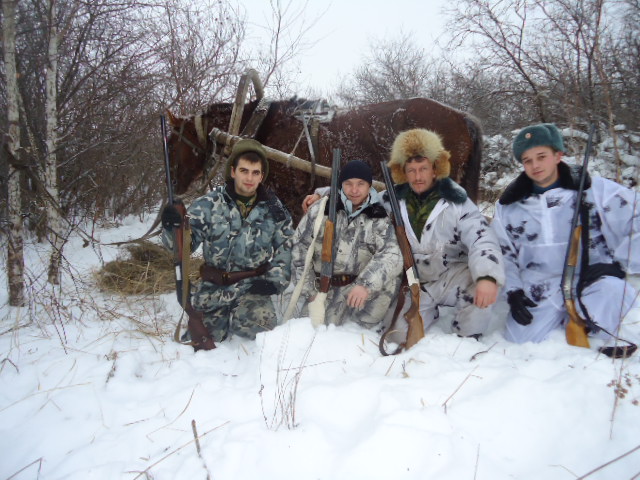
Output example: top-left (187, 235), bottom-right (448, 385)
top-left (200, 262), bottom-right (270, 286)
top-left (571, 194), bottom-right (636, 354)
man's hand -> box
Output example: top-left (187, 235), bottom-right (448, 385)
top-left (347, 285), bottom-right (370, 310)
top-left (474, 278), bottom-right (498, 308)
top-left (302, 193), bottom-right (321, 213)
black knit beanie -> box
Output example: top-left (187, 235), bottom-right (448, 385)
top-left (339, 160), bottom-right (372, 185)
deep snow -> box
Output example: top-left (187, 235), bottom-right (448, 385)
top-left (1, 130), bottom-right (640, 480)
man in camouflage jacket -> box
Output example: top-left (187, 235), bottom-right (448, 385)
top-left (161, 139), bottom-right (294, 344)
top-left (290, 160), bottom-right (402, 328)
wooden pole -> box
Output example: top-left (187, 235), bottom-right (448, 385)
top-left (209, 127), bottom-right (385, 191)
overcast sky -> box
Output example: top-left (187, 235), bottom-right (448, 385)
top-left (242, 0), bottom-right (450, 96)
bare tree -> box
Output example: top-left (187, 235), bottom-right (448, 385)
top-left (147, 0), bottom-right (247, 114)
top-left (443, 0), bottom-right (638, 130)
top-left (445, 0), bottom-right (552, 123)
top-left (3, 0), bottom-right (25, 306)
top-left (336, 33), bottom-right (435, 107)
top-left (44, 0), bottom-right (65, 284)
top-left (250, 0), bottom-right (320, 98)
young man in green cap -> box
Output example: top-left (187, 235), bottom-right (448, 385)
top-left (161, 139), bottom-right (294, 349)
top-left (492, 123), bottom-right (639, 348)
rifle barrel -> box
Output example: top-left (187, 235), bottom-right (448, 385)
top-left (561, 124), bottom-right (595, 299)
top-left (317, 148), bottom-right (341, 292)
top-left (160, 115), bottom-right (174, 205)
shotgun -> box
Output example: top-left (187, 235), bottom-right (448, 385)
top-left (160, 115), bottom-right (215, 351)
top-left (379, 161), bottom-right (425, 355)
top-left (307, 148), bottom-right (341, 326)
top-left (561, 124), bottom-right (595, 349)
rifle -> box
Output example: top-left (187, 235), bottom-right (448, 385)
top-left (307, 148), bottom-right (341, 326)
top-left (160, 115), bottom-right (215, 351)
top-left (379, 162), bottom-right (425, 355)
top-left (561, 124), bottom-right (595, 349)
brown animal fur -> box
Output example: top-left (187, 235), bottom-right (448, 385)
top-left (166, 97), bottom-right (483, 222)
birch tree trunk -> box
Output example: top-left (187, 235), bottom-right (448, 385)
top-left (3, 0), bottom-right (25, 306)
top-left (45, 0), bottom-right (64, 285)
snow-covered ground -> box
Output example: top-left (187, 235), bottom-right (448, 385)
top-left (1, 129), bottom-right (639, 480)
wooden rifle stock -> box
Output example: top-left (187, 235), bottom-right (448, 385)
top-left (161, 115), bottom-right (215, 350)
top-left (561, 124), bottom-right (595, 349)
top-left (318, 219), bottom-right (335, 293)
top-left (308, 149), bottom-right (341, 326)
top-left (563, 225), bottom-right (590, 347)
top-left (395, 224), bottom-right (425, 350)
top-left (379, 162), bottom-right (425, 354)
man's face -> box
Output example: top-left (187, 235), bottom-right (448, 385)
top-left (231, 158), bottom-right (264, 197)
top-left (341, 178), bottom-right (370, 208)
top-left (521, 146), bottom-right (562, 188)
top-left (404, 157), bottom-right (436, 194)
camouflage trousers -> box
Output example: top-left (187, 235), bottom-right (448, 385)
top-left (291, 277), bottom-right (401, 329)
top-left (198, 293), bottom-right (277, 341)
top-left (382, 263), bottom-right (495, 342)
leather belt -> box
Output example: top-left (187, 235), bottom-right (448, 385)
top-left (200, 262), bottom-right (270, 286)
top-left (316, 274), bottom-right (358, 288)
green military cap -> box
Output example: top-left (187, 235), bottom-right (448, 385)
top-left (512, 123), bottom-right (564, 162)
top-left (225, 138), bottom-right (269, 180)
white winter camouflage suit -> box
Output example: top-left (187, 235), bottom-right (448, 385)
top-left (290, 192), bottom-right (402, 328)
top-left (382, 179), bottom-right (506, 340)
top-left (492, 162), bottom-right (640, 344)
top-left (162, 181), bottom-right (294, 340)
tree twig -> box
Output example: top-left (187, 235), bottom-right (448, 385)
top-left (129, 421), bottom-right (229, 479)
top-left (5, 457), bottom-right (43, 480)
top-left (576, 443), bottom-right (640, 479)
top-left (442, 366), bottom-right (479, 413)
top-left (192, 419), bottom-right (212, 480)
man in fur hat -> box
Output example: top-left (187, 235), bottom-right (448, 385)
top-left (492, 123), bottom-right (639, 350)
top-left (303, 130), bottom-right (505, 340)
top-left (288, 159), bottom-right (402, 327)
top-left (161, 139), bottom-right (294, 349)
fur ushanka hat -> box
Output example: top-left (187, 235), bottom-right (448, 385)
top-left (388, 129), bottom-right (451, 184)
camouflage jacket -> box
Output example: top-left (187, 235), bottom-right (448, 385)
top-left (492, 162), bottom-right (640, 306)
top-left (292, 194), bottom-right (402, 300)
top-left (385, 179), bottom-right (505, 287)
top-left (162, 182), bottom-right (294, 310)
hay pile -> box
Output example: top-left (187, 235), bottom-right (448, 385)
top-left (96, 241), bottom-right (203, 295)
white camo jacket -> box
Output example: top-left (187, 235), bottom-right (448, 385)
top-left (492, 162), bottom-right (640, 308)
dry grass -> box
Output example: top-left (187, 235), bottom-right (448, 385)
top-left (95, 241), bottom-right (203, 295)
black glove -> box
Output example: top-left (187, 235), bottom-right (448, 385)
top-left (507, 289), bottom-right (537, 326)
top-left (161, 204), bottom-right (183, 230)
top-left (248, 279), bottom-right (278, 296)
